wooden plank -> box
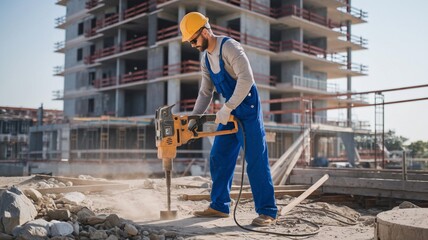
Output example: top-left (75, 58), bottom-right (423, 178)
top-left (280, 174), bottom-right (329, 215)
top-left (180, 189), bottom-right (321, 201)
top-left (36, 183), bottom-right (129, 194)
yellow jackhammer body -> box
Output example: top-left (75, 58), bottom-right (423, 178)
top-left (155, 105), bottom-right (238, 219)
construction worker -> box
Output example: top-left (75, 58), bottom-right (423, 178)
top-left (180, 12), bottom-right (278, 226)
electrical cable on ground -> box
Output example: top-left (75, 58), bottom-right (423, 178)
top-left (232, 120), bottom-right (320, 238)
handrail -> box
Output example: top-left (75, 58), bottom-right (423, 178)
top-left (273, 40), bottom-right (327, 56)
top-left (211, 24), bottom-right (273, 51)
top-left (339, 31), bottom-right (368, 48)
top-left (96, 13), bottom-right (120, 29)
top-left (94, 77), bottom-right (116, 88)
top-left (276, 5), bottom-right (341, 28)
top-left (54, 41), bottom-right (65, 51)
top-left (124, 1), bottom-right (150, 19)
top-left (157, 25), bottom-right (179, 41)
top-left (121, 70), bottom-right (149, 84)
top-left (55, 16), bottom-right (66, 27)
top-left (338, 4), bottom-right (368, 21)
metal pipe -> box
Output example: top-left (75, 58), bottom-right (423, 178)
top-left (402, 150), bottom-right (407, 181)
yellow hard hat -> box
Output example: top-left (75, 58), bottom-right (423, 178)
top-left (180, 12), bottom-right (209, 42)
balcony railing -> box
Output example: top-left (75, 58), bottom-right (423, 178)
top-left (94, 60), bottom-right (200, 88)
top-left (55, 16), bottom-right (66, 28)
top-left (86, 0), bottom-right (102, 9)
top-left (96, 13), bottom-right (119, 29)
top-left (338, 5), bottom-right (368, 21)
top-left (211, 24), bottom-right (273, 51)
top-left (157, 25), bottom-right (179, 41)
top-left (254, 73), bottom-right (277, 86)
top-left (94, 76), bottom-right (117, 88)
top-left (273, 40), bottom-right (327, 56)
top-left (54, 41), bottom-right (65, 52)
top-left (53, 66), bottom-right (64, 76)
top-left (292, 76), bottom-right (328, 91)
top-left (275, 5), bottom-right (341, 28)
top-left (85, 36), bottom-right (148, 63)
top-left (52, 90), bottom-right (64, 99)
top-left (339, 31), bottom-right (368, 48)
top-left (124, 1), bottom-right (150, 19)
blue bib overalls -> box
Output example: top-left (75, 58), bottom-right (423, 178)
top-left (206, 37), bottom-right (277, 219)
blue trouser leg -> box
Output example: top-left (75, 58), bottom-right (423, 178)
top-left (241, 116), bottom-right (278, 219)
top-left (209, 122), bottom-right (241, 213)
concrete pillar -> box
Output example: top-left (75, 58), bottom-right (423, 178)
top-left (115, 89), bottom-right (125, 117)
top-left (146, 47), bottom-right (165, 114)
top-left (168, 41), bottom-right (181, 112)
top-left (148, 13), bottom-right (158, 46)
top-left (60, 126), bottom-right (70, 161)
top-left (339, 132), bottom-right (355, 165)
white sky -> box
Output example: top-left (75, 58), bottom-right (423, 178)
top-left (0, 0), bottom-right (427, 142)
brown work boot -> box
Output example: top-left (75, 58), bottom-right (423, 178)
top-left (251, 214), bottom-right (277, 226)
top-left (193, 207), bottom-right (229, 218)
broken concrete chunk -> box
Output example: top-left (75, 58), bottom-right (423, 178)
top-left (124, 223), bottom-right (138, 236)
top-left (398, 201), bottom-right (419, 209)
top-left (12, 218), bottom-right (50, 240)
top-left (47, 209), bottom-right (71, 221)
top-left (90, 229), bottom-right (108, 239)
top-left (105, 214), bottom-right (121, 228)
top-left (23, 188), bottom-right (43, 203)
top-left (76, 207), bottom-right (95, 223)
top-left (85, 215), bottom-right (107, 226)
top-left (60, 192), bottom-right (86, 205)
top-left (0, 187), bottom-right (37, 234)
top-left (50, 220), bottom-right (74, 237)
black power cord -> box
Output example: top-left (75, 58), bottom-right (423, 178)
top-left (232, 120), bottom-right (321, 238)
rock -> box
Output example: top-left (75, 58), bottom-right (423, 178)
top-left (0, 186), bottom-right (37, 234)
top-left (77, 207), bottom-right (95, 223)
top-left (23, 188), bottom-right (43, 203)
top-left (143, 179), bottom-right (155, 189)
top-left (105, 214), bottom-right (121, 228)
top-left (48, 209), bottom-right (71, 221)
top-left (60, 192), bottom-right (86, 205)
top-left (86, 215), bottom-right (107, 225)
top-left (72, 221), bottom-right (80, 235)
top-left (90, 229), bottom-right (108, 239)
top-left (37, 181), bottom-right (49, 188)
top-left (65, 181), bottom-right (73, 187)
top-left (50, 220), bottom-right (74, 237)
top-left (106, 235), bottom-right (119, 240)
top-left (12, 218), bottom-right (50, 240)
top-left (58, 182), bottom-right (66, 188)
top-left (399, 201), bottom-right (419, 209)
top-left (124, 223), bottom-right (138, 236)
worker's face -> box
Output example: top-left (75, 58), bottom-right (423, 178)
top-left (189, 28), bottom-right (208, 52)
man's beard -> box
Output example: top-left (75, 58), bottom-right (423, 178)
top-left (197, 36), bottom-right (209, 52)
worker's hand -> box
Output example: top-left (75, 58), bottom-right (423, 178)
top-left (188, 119), bottom-right (197, 131)
top-left (215, 105), bottom-right (233, 125)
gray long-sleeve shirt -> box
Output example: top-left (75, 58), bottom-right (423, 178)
top-left (192, 36), bottom-right (255, 114)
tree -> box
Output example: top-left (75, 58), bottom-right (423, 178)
top-left (407, 141), bottom-right (428, 158)
top-left (383, 130), bottom-right (408, 151)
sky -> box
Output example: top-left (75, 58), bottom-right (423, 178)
top-left (0, 0), bottom-right (427, 143)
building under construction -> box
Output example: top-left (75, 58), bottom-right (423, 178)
top-left (26, 0), bottom-right (373, 176)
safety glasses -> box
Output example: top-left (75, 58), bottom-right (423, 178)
top-left (189, 27), bottom-right (204, 45)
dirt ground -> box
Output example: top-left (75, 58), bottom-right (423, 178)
top-left (1, 176), bottom-right (377, 240)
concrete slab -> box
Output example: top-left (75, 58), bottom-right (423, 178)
top-left (375, 208), bottom-right (428, 240)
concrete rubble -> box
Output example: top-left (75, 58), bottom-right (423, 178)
top-left (0, 184), bottom-right (185, 240)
